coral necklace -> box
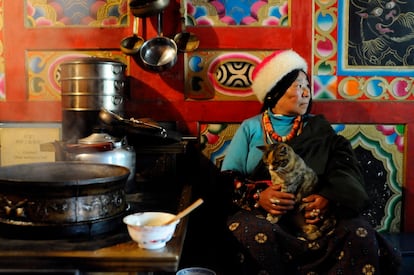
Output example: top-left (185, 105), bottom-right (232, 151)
top-left (262, 110), bottom-right (303, 143)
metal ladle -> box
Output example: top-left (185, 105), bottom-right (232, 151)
top-left (139, 12), bottom-right (178, 71)
top-left (173, 0), bottom-right (199, 52)
top-left (120, 17), bottom-right (144, 55)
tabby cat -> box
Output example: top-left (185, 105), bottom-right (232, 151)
top-left (259, 142), bottom-right (336, 241)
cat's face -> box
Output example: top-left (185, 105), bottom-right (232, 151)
top-left (259, 143), bottom-right (296, 174)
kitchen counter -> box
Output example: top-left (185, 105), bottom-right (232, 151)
top-left (0, 184), bottom-right (192, 274)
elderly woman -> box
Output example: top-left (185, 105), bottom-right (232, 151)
top-left (220, 50), bottom-right (401, 274)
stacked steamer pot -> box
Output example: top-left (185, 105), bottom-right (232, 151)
top-left (60, 57), bottom-right (127, 142)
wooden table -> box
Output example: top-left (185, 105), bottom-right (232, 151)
top-left (0, 184), bottom-right (192, 274)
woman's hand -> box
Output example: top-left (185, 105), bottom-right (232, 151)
top-left (302, 194), bottom-right (329, 224)
top-left (258, 184), bottom-right (295, 215)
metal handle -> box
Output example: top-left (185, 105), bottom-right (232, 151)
top-left (129, 117), bottom-right (167, 137)
top-left (158, 12), bottom-right (163, 37)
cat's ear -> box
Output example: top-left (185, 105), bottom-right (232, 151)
top-left (257, 145), bottom-right (267, 152)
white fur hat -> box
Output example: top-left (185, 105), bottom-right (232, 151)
top-left (251, 50), bottom-right (308, 103)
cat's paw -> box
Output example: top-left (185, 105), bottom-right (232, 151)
top-left (302, 224), bottom-right (322, 241)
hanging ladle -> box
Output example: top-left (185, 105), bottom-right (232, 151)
top-left (120, 17), bottom-right (144, 55)
top-left (139, 12), bottom-right (178, 71)
top-left (173, 0), bottom-right (199, 52)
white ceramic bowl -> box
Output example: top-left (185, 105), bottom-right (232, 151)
top-left (123, 212), bottom-right (180, 250)
top-left (176, 267), bottom-right (216, 275)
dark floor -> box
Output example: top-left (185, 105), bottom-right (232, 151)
top-left (382, 233), bottom-right (414, 275)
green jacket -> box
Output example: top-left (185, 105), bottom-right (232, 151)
top-left (287, 115), bottom-right (369, 213)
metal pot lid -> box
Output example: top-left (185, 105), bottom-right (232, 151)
top-left (78, 133), bottom-right (121, 146)
top-left (0, 162), bottom-right (130, 186)
top-left (60, 57), bottom-right (126, 66)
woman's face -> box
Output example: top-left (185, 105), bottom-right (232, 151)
top-left (272, 71), bottom-right (311, 116)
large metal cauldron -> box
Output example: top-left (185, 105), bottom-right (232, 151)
top-left (0, 162), bottom-right (130, 239)
top-left (60, 57), bottom-right (127, 142)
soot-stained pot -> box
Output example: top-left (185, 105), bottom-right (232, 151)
top-left (0, 162), bottom-right (130, 238)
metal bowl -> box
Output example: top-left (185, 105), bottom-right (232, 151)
top-left (139, 36), bottom-right (178, 72)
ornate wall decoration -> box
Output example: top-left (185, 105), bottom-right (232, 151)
top-left (313, 0), bottom-right (338, 100)
top-left (314, 0), bottom-right (414, 100)
top-left (187, 0), bottom-right (289, 26)
top-left (338, 76), bottom-right (413, 100)
top-left (199, 123), bottom-right (240, 168)
top-left (333, 124), bottom-right (403, 233)
top-left (185, 50), bottom-right (271, 100)
top-left (339, 0), bottom-right (414, 74)
top-left (27, 51), bottom-right (127, 101)
top-left (186, 1), bottom-right (414, 101)
top-left (200, 122), bottom-right (404, 233)
top-left (25, 0), bottom-right (128, 27)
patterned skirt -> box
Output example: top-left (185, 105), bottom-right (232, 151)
top-left (227, 209), bottom-right (401, 275)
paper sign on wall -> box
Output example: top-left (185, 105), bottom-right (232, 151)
top-left (0, 127), bottom-right (60, 166)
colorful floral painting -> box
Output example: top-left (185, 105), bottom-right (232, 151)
top-left (25, 0), bottom-right (128, 27)
top-left (187, 0), bottom-right (289, 26)
top-left (314, 0), bottom-right (414, 100)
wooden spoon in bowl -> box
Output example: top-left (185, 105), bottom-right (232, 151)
top-left (164, 198), bottom-right (204, 225)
